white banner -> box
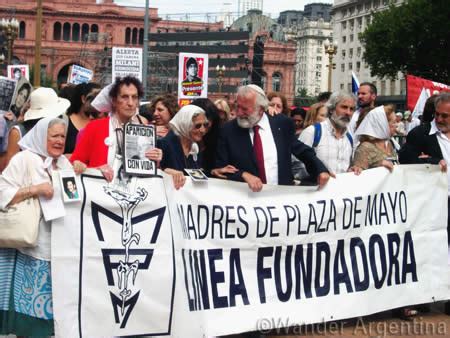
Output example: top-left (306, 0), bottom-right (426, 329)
top-left (52, 165), bottom-right (450, 337)
top-left (112, 47), bottom-right (143, 81)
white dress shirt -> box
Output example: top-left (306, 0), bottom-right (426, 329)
top-left (299, 119), bottom-right (353, 174)
top-left (249, 113), bottom-right (278, 185)
top-left (430, 120), bottom-right (450, 196)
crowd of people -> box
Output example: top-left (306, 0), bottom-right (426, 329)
top-left (0, 76), bottom-right (449, 337)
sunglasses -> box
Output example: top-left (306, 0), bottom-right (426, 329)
top-left (193, 122), bottom-right (210, 130)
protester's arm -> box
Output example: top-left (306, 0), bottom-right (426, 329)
top-left (3, 128), bottom-right (21, 171)
top-left (398, 127), bottom-right (441, 165)
top-left (215, 127), bottom-right (244, 181)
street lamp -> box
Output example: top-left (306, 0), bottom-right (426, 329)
top-left (0, 18), bottom-right (19, 65)
top-left (216, 65), bottom-right (226, 94)
top-left (324, 39), bottom-right (338, 92)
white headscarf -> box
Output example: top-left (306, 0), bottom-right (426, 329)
top-left (18, 117), bottom-right (71, 172)
top-left (355, 105), bottom-right (390, 140)
top-left (169, 104), bottom-right (206, 160)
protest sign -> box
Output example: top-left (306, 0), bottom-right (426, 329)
top-left (9, 77), bottom-right (32, 118)
top-left (0, 76), bottom-right (16, 114)
top-left (7, 64), bottom-right (29, 81)
top-left (178, 52), bottom-right (208, 100)
top-left (52, 165), bottom-right (450, 337)
top-left (112, 47), bottom-right (143, 81)
top-left (123, 123), bottom-right (157, 176)
top-left (68, 64), bottom-right (94, 84)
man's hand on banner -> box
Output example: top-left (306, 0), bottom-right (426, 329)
top-left (211, 165), bottom-right (238, 179)
top-left (242, 171), bottom-right (263, 192)
top-left (317, 172), bottom-right (334, 190)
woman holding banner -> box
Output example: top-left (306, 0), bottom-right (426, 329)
top-left (0, 117), bottom-right (72, 336)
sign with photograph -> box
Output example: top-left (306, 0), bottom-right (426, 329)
top-left (178, 52), bottom-right (208, 100)
top-left (9, 77), bottom-right (32, 118)
top-left (7, 64), bottom-right (30, 81)
top-left (68, 64), bottom-right (94, 85)
top-left (59, 169), bottom-right (81, 203)
top-left (112, 47), bottom-right (143, 81)
top-left (0, 76), bottom-right (17, 114)
top-left (123, 123), bottom-right (157, 176)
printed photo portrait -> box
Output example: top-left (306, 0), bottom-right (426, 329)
top-left (184, 168), bottom-right (208, 181)
top-left (61, 175), bottom-right (81, 202)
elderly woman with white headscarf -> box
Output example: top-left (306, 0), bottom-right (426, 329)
top-left (352, 104), bottom-right (398, 171)
top-left (0, 116), bottom-right (72, 336)
top-left (157, 104), bottom-right (209, 189)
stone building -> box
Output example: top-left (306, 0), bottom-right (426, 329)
top-left (331, 0), bottom-right (405, 96)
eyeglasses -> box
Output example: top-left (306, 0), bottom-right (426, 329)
top-left (193, 122), bottom-right (210, 130)
top-left (435, 111), bottom-right (449, 119)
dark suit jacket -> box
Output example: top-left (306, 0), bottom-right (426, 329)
top-left (157, 130), bottom-right (202, 171)
top-left (215, 113), bottom-right (328, 185)
top-left (398, 123), bottom-right (443, 164)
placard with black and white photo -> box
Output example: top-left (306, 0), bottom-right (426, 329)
top-left (123, 123), bottom-right (157, 176)
top-left (0, 76), bottom-right (17, 114)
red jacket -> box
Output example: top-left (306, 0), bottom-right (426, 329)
top-left (70, 117), bottom-right (110, 167)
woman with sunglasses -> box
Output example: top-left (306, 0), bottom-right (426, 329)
top-left (157, 105), bottom-right (209, 189)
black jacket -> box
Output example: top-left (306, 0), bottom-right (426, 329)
top-left (215, 113), bottom-right (328, 185)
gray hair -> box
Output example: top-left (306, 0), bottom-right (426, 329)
top-left (434, 92), bottom-right (450, 110)
top-left (237, 84), bottom-right (269, 111)
top-left (48, 117), bottom-right (68, 130)
top-left (326, 92), bottom-right (357, 113)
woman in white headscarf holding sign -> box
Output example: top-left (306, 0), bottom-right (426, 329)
top-left (0, 117), bottom-right (72, 336)
top-left (352, 105), bottom-right (399, 171)
top-left (157, 104), bottom-right (209, 189)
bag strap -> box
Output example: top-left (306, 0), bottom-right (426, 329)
top-left (345, 132), bottom-right (354, 148)
top-left (312, 122), bottom-right (322, 148)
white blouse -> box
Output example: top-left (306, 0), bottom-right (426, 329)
top-left (0, 150), bottom-right (72, 261)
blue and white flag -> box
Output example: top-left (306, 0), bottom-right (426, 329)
top-left (351, 71), bottom-right (360, 94)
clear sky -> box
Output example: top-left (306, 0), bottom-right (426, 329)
top-left (114, 0), bottom-right (332, 20)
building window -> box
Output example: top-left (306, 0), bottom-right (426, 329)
top-left (132, 28), bottom-right (138, 44)
top-left (349, 48), bottom-right (353, 58)
top-left (342, 36), bottom-right (346, 43)
top-left (63, 22), bottom-right (71, 41)
top-left (348, 62), bottom-right (353, 70)
top-left (53, 22), bottom-right (62, 40)
top-left (81, 23), bottom-right (89, 41)
top-left (272, 73), bottom-right (282, 92)
top-left (125, 27), bottom-right (131, 44)
top-left (340, 83), bottom-right (344, 90)
top-left (390, 80), bottom-right (396, 95)
top-left (341, 21), bottom-right (347, 30)
top-left (357, 17), bottom-right (363, 29)
top-left (138, 28), bottom-right (144, 45)
top-left (342, 49), bottom-right (346, 58)
top-left (72, 23), bottom-right (80, 42)
top-left (19, 21), bottom-right (26, 39)
top-left (381, 80), bottom-right (386, 95)
top-left (91, 24), bottom-right (98, 35)
top-left (316, 56), bottom-right (322, 61)
top-left (356, 61), bottom-right (361, 72)
top-left (341, 64), bottom-right (345, 72)
top-left (350, 34), bottom-right (354, 42)
top-left (357, 47), bottom-right (361, 57)
top-left (400, 79), bottom-right (406, 94)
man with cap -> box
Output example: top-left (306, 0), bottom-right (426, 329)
top-left (215, 84), bottom-right (331, 192)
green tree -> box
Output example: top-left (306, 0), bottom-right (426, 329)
top-left (359, 0), bottom-right (450, 83)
